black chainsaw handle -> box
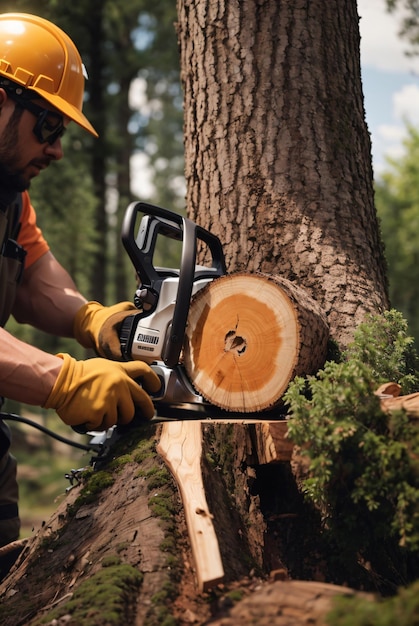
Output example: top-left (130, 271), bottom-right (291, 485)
top-left (122, 201), bottom-right (226, 284)
top-left (121, 201), bottom-right (227, 367)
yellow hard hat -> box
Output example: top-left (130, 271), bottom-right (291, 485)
top-left (0, 13), bottom-right (98, 137)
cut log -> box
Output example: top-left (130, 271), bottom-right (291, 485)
top-left (183, 272), bottom-right (329, 412)
top-left (376, 382), bottom-right (419, 419)
top-left (157, 421), bottom-right (225, 591)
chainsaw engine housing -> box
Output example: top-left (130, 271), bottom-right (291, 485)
top-left (119, 273), bottom-right (214, 363)
top-left (119, 202), bottom-right (227, 411)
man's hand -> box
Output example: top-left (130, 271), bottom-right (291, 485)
top-left (43, 353), bottom-right (161, 430)
top-left (73, 301), bottom-right (138, 360)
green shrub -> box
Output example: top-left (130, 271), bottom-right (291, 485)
top-left (327, 579), bottom-right (419, 625)
top-left (346, 309), bottom-right (419, 393)
top-left (284, 310), bottom-right (419, 589)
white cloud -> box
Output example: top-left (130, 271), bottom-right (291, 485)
top-left (393, 83), bottom-right (419, 123)
top-left (373, 123), bottom-right (406, 169)
top-left (378, 123), bottom-right (405, 142)
top-left (358, 0), bottom-right (419, 74)
top-left (372, 83), bottom-right (419, 174)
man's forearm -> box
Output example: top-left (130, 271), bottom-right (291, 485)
top-left (0, 328), bottom-right (62, 405)
top-left (12, 251), bottom-right (87, 337)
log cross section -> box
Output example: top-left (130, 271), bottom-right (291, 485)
top-left (184, 272), bottom-right (329, 412)
top-left (157, 421), bottom-right (225, 591)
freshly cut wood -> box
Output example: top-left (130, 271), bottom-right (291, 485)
top-left (376, 382), bottom-right (419, 418)
top-left (252, 421), bottom-right (294, 464)
top-left (183, 272), bottom-right (329, 412)
top-left (157, 421), bottom-right (225, 591)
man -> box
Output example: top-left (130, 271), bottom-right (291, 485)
top-left (0, 12), bottom-right (161, 564)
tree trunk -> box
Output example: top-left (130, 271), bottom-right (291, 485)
top-left (177, 0), bottom-right (389, 348)
top-left (84, 0), bottom-right (108, 304)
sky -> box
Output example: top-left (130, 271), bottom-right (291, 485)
top-left (358, 0), bottom-right (419, 177)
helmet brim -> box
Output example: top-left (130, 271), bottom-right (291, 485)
top-left (36, 88), bottom-right (98, 138)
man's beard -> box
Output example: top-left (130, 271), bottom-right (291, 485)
top-left (0, 106), bottom-right (30, 193)
top-left (0, 160), bottom-right (29, 192)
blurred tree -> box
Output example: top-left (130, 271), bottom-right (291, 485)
top-left (375, 123), bottom-right (419, 344)
top-left (386, 0), bottom-right (419, 52)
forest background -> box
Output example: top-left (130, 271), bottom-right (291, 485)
top-left (1, 0), bottom-right (418, 537)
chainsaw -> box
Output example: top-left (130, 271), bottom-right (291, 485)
top-left (119, 200), bottom-right (228, 418)
top-left (75, 200), bottom-right (290, 470)
top-left (62, 202), bottom-right (232, 472)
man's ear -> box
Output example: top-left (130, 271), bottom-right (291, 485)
top-left (0, 88), bottom-right (7, 107)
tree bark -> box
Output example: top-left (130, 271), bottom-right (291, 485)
top-left (0, 422), bottom-right (380, 625)
top-left (177, 0), bottom-right (389, 348)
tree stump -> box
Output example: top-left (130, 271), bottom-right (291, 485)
top-left (183, 272), bottom-right (329, 412)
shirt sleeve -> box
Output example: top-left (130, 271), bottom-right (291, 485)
top-left (17, 192), bottom-right (50, 268)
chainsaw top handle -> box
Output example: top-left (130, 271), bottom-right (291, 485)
top-left (121, 201), bottom-right (227, 367)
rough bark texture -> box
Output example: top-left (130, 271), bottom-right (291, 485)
top-left (0, 421), bottom-right (377, 625)
top-left (184, 272), bottom-right (329, 411)
top-left (176, 0), bottom-right (389, 348)
top-left (0, 424), bottom-right (173, 626)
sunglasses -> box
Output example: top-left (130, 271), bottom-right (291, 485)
top-left (15, 97), bottom-right (66, 145)
top-left (0, 79), bottom-right (66, 145)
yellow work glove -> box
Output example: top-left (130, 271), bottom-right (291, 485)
top-left (74, 301), bottom-right (138, 360)
top-left (43, 353), bottom-right (161, 431)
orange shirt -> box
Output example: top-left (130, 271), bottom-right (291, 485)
top-left (17, 191), bottom-right (50, 268)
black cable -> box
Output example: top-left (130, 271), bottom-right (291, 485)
top-left (0, 412), bottom-right (96, 452)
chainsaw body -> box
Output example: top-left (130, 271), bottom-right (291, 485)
top-left (119, 201), bottom-right (227, 413)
